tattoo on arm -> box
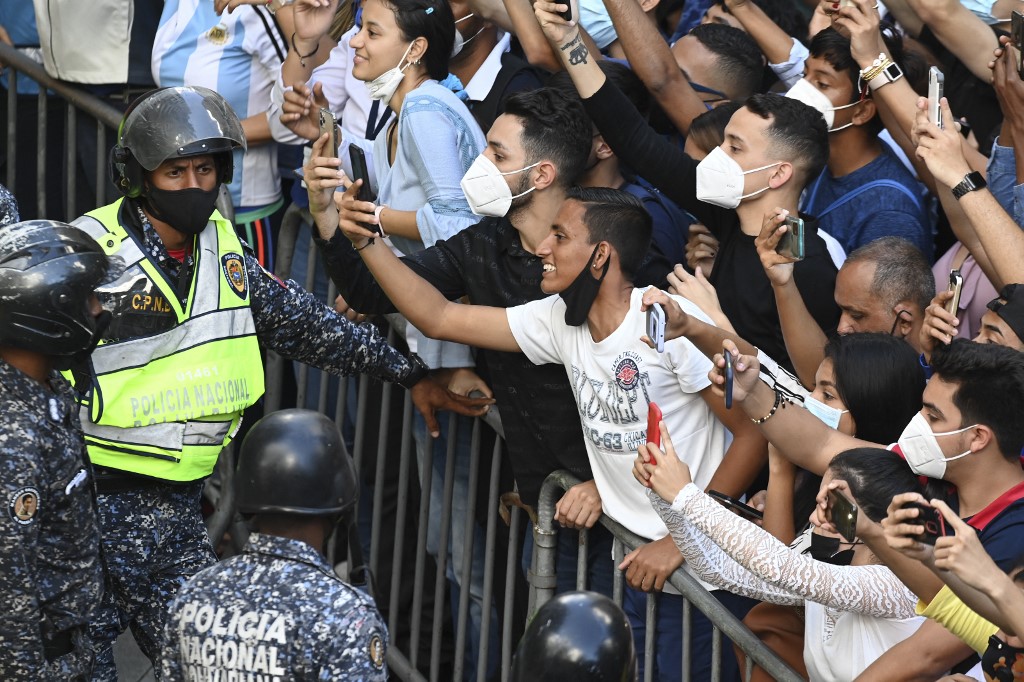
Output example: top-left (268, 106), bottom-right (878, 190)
top-left (559, 33), bottom-right (589, 65)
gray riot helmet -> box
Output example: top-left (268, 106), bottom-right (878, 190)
top-left (236, 409), bottom-right (358, 517)
top-left (0, 220), bottom-right (124, 358)
top-left (510, 592), bottom-right (637, 682)
top-left (109, 86), bottom-right (246, 198)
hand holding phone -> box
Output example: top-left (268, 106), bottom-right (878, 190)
top-left (903, 502), bottom-right (952, 545)
top-left (928, 67), bottom-right (945, 129)
top-left (708, 490), bottom-right (764, 520)
top-left (348, 145), bottom-right (381, 236)
top-left (827, 488), bottom-right (859, 542)
top-left (646, 403), bottom-right (662, 465)
top-left (647, 302), bottom-right (666, 353)
top-left (723, 348), bottom-right (734, 409)
top-left (775, 215), bottom-right (805, 261)
top-left (945, 269), bottom-right (963, 316)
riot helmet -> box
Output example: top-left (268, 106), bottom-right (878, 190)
top-left (109, 86), bottom-right (246, 198)
top-left (236, 409), bottom-right (358, 517)
top-left (510, 591), bottom-right (637, 682)
top-left (0, 220), bottom-right (124, 358)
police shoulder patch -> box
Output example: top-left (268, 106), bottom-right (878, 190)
top-left (368, 631), bottom-right (385, 670)
top-left (222, 253), bottom-right (247, 299)
top-left (9, 487), bottom-right (40, 525)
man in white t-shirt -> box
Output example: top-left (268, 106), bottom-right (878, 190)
top-left (334, 183), bottom-right (765, 681)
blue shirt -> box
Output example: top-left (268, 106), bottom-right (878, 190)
top-left (802, 144), bottom-right (933, 261)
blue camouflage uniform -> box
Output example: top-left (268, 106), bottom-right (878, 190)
top-left (83, 200), bottom-right (416, 679)
top-left (0, 359), bottom-right (103, 679)
top-left (161, 532), bottom-right (388, 681)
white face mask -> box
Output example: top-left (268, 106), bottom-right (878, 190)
top-left (785, 78), bottom-right (859, 133)
top-left (460, 154), bottom-right (538, 217)
top-left (365, 41), bottom-right (415, 108)
top-left (452, 14), bottom-right (485, 57)
top-left (695, 146), bottom-right (781, 209)
top-left (897, 412), bottom-right (978, 479)
top-left (804, 396), bottom-right (848, 431)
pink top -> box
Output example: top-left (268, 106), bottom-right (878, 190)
top-left (933, 244), bottom-right (999, 340)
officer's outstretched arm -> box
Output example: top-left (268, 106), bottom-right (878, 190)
top-left (356, 231), bottom-right (521, 353)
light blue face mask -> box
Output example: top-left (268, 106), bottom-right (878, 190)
top-left (959, 0), bottom-right (1001, 24)
top-left (804, 396), bottom-right (848, 430)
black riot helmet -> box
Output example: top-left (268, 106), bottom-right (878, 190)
top-left (0, 220), bottom-right (124, 358)
top-left (109, 86), bottom-right (246, 198)
top-left (236, 409), bottom-right (359, 517)
top-left (510, 591), bottom-right (637, 682)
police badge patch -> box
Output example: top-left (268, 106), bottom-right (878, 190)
top-left (368, 632), bottom-right (385, 670)
top-left (9, 487), bottom-right (40, 525)
top-left (222, 253), bottom-right (247, 299)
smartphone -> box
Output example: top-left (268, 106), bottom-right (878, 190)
top-left (928, 67), bottom-right (945, 130)
top-left (318, 107), bottom-right (340, 158)
top-left (348, 145), bottom-right (381, 236)
top-left (1013, 11), bottom-right (1024, 80)
top-left (559, 0), bottom-right (572, 22)
top-left (708, 490), bottom-right (764, 521)
top-left (775, 215), bottom-right (805, 261)
top-left (646, 302), bottom-right (665, 353)
top-left (903, 502), bottom-right (952, 545)
top-left (646, 402), bottom-right (663, 465)
top-left (827, 488), bottom-right (859, 543)
top-left (945, 269), bottom-right (964, 316)
top-left (723, 348), bottom-right (734, 409)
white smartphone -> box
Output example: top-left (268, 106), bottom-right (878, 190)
top-left (646, 302), bottom-right (666, 353)
top-left (928, 67), bottom-right (945, 129)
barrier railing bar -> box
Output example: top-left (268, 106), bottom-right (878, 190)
top-left (500, 504), bottom-right (521, 682)
top-left (576, 527), bottom-right (588, 591)
top-left (409, 410), bottom-right (435, 670)
top-left (478, 436), bottom-right (502, 682)
top-left (682, 598), bottom-right (693, 682)
top-left (369, 379), bottom-right (394, 586)
top-left (95, 121), bottom-right (106, 209)
top-left (644, 594), bottom-right (656, 682)
top-left (534, 469), bottom-right (805, 682)
top-left (612, 536), bottom-right (625, 606)
top-left (36, 89), bottom-right (46, 218)
top-left (388, 392), bottom-right (415, 632)
top-left (453, 417), bottom-right (484, 681)
top-left (387, 643), bottom-right (428, 682)
top-left (5, 72), bottom-right (15, 190)
top-left (429, 412), bottom-right (459, 682)
top-left (712, 625), bottom-right (722, 682)
top-left (67, 103), bottom-right (77, 219)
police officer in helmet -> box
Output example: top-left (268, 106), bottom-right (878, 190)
top-left (73, 86), bottom-right (486, 678)
top-left (161, 409), bottom-right (388, 681)
top-left (0, 220), bottom-right (123, 679)
top-left (510, 591), bottom-right (637, 681)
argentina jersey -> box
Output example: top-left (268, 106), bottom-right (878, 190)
top-left (152, 0), bottom-right (287, 208)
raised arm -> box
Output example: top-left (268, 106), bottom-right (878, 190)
top-left (599, 0), bottom-right (708, 134)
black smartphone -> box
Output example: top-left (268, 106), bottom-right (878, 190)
top-left (1013, 10), bottom-right (1024, 80)
top-left (559, 0), bottom-right (572, 22)
top-left (904, 502), bottom-right (952, 545)
top-left (723, 348), bottom-right (734, 409)
top-left (646, 302), bottom-right (666, 353)
top-left (946, 269), bottom-right (964, 316)
top-left (348, 145), bottom-right (381, 236)
top-left (318, 107), bottom-right (340, 158)
top-left (827, 488), bottom-right (858, 543)
top-left (708, 490), bottom-right (763, 520)
top-left (776, 215), bottom-right (805, 261)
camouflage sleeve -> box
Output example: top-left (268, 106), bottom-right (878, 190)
top-left (244, 253), bottom-right (414, 384)
top-left (0, 515), bottom-right (47, 678)
top-left (311, 602), bottom-right (389, 680)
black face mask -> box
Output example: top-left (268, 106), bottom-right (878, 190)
top-left (982, 634), bottom-right (1024, 682)
top-left (806, 532), bottom-right (859, 566)
top-left (559, 244), bottom-right (609, 326)
top-left (144, 186), bottom-right (219, 235)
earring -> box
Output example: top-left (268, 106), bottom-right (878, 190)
top-left (414, 59), bottom-right (422, 65)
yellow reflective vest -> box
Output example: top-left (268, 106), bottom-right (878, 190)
top-left (69, 199), bottom-right (264, 481)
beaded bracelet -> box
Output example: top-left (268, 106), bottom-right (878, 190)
top-left (751, 389), bottom-right (787, 424)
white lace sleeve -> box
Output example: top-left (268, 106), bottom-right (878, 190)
top-left (651, 485), bottom-right (919, 619)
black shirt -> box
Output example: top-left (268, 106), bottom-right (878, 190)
top-left (317, 219), bottom-right (670, 505)
top-left (583, 80), bottom-right (840, 371)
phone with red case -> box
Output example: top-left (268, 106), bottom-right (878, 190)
top-left (646, 403), bottom-right (663, 465)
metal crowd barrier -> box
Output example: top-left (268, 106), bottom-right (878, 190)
top-left (0, 50), bottom-right (804, 681)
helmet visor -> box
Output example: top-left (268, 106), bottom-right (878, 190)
top-left (120, 86), bottom-right (246, 171)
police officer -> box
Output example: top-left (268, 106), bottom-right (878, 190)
top-left (510, 591), bottom-right (637, 681)
top-left (0, 220), bottom-right (123, 679)
top-left (161, 409), bottom-right (388, 681)
top-left (69, 85), bottom-right (486, 679)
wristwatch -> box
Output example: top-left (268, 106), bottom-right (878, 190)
top-left (267, 0), bottom-right (294, 14)
top-left (865, 61), bottom-right (903, 91)
top-left (397, 352), bottom-right (430, 390)
top-left (951, 171), bottom-right (987, 200)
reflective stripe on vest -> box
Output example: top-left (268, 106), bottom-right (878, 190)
top-left (70, 199), bottom-right (265, 481)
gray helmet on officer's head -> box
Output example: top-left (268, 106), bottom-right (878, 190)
top-left (510, 591), bottom-right (637, 681)
top-left (0, 220), bottom-right (124, 357)
top-left (236, 409), bottom-right (358, 517)
top-left (110, 86), bottom-right (246, 198)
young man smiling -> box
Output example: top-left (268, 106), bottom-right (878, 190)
top-left (328, 183), bottom-right (764, 682)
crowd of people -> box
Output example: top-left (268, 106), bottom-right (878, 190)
top-left (3, 0), bottom-right (1024, 679)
